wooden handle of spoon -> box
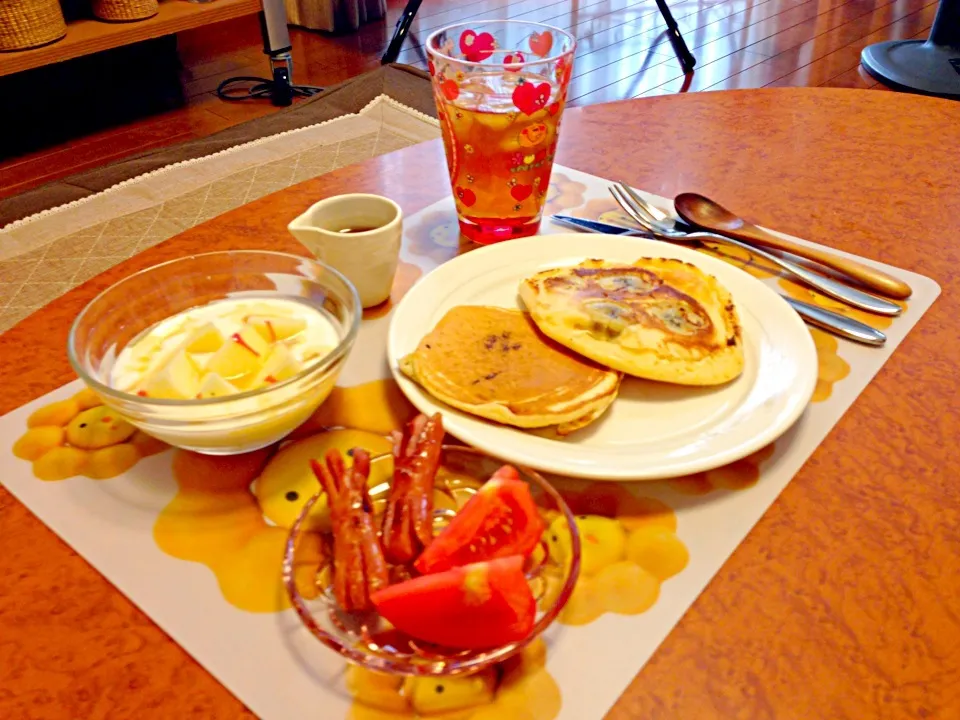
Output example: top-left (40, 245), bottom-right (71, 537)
top-left (721, 223), bottom-right (911, 300)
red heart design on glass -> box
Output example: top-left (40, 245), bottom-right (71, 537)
top-left (456, 187), bottom-right (477, 207)
top-left (535, 149), bottom-right (547, 163)
top-left (504, 51), bottom-right (525, 71)
top-left (428, 60), bottom-right (436, 76)
top-left (547, 101), bottom-right (561, 116)
top-left (529, 31), bottom-right (554, 58)
top-left (512, 82), bottom-right (551, 116)
top-left (459, 30), bottom-right (495, 62)
top-left (511, 184), bottom-right (533, 202)
top-left (440, 79), bottom-right (459, 101)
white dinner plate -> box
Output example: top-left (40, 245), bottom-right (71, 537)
top-left (387, 233), bottom-right (817, 480)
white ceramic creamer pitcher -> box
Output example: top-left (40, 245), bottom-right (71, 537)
top-left (288, 194), bottom-right (402, 308)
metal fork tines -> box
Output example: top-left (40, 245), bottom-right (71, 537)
top-left (609, 182), bottom-right (902, 317)
top-left (612, 183), bottom-right (671, 226)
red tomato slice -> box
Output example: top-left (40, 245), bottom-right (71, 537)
top-left (415, 466), bottom-right (545, 574)
top-left (371, 555), bottom-right (535, 649)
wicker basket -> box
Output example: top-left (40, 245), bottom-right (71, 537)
top-left (0, 0), bottom-right (67, 52)
top-left (92, 0), bottom-right (160, 22)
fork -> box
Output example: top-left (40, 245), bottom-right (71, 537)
top-left (609, 183), bottom-right (902, 317)
top-left (614, 184), bottom-right (683, 229)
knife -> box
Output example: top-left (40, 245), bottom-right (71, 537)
top-left (551, 214), bottom-right (645, 235)
top-left (780, 297), bottom-right (886, 346)
top-left (550, 214), bottom-right (887, 347)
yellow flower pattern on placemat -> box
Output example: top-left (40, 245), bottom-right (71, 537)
top-left (808, 327), bottom-right (851, 403)
top-left (153, 446), bottom-right (324, 613)
top-left (698, 241), bottom-right (779, 281)
top-left (776, 276), bottom-right (904, 330)
top-left (667, 443), bottom-right (776, 495)
top-left (291, 378), bottom-right (419, 440)
top-left (12, 388), bottom-right (167, 481)
top-left (346, 639), bottom-right (560, 720)
top-left (543, 173), bottom-right (587, 215)
top-left (541, 483), bottom-right (689, 626)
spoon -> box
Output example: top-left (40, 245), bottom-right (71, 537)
top-left (674, 193), bottom-right (913, 300)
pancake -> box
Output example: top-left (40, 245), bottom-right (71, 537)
top-left (518, 258), bottom-right (744, 386)
top-left (399, 306), bottom-right (621, 434)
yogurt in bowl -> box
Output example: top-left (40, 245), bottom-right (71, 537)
top-left (111, 297), bottom-right (338, 400)
top-left (69, 251), bottom-right (360, 455)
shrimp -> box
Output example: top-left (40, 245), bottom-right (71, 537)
top-left (311, 448), bottom-right (388, 612)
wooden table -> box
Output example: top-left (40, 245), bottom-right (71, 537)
top-left (2, 88), bottom-right (959, 719)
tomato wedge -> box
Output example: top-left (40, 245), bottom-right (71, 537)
top-left (415, 466), bottom-right (545, 574)
top-left (371, 555), bottom-right (535, 649)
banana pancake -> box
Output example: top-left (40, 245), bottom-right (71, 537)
top-left (399, 306), bottom-right (621, 434)
top-left (519, 258), bottom-right (744, 386)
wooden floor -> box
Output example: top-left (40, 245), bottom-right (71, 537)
top-left (0, 0), bottom-right (935, 202)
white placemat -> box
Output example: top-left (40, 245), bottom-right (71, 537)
top-left (0, 165), bottom-right (940, 720)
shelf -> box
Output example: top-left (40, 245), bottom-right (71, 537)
top-left (0, 0), bottom-right (261, 77)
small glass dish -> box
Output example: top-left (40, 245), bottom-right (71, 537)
top-left (68, 251), bottom-right (360, 455)
top-left (283, 445), bottom-right (581, 676)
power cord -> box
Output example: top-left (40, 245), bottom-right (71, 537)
top-left (215, 53), bottom-right (322, 107)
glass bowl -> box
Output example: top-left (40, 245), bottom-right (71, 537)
top-left (283, 444), bottom-right (581, 676)
top-left (68, 251), bottom-right (360, 455)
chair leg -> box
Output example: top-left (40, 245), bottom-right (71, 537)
top-left (654, 0), bottom-right (696, 73)
top-left (382, 0), bottom-right (424, 65)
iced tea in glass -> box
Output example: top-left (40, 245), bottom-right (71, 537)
top-left (426, 21), bottom-right (576, 244)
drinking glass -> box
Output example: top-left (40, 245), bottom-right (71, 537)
top-left (426, 21), bottom-right (576, 244)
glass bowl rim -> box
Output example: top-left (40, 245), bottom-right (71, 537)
top-left (67, 250), bottom-right (362, 408)
top-left (282, 442), bottom-right (582, 677)
top-left (425, 20), bottom-right (577, 69)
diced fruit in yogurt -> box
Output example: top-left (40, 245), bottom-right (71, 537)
top-left (205, 326), bottom-right (269, 382)
top-left (133, 334), bottom-right (163, 360)
top-left (247, 315), bottom-right (307, 343)
top-left (196, 372), bottom-right (239, 399)
top-left (111, 297), bottom-right (342, 406)
top-left (251, 343), bottom-right (302, 387)
top-left (184, 323), bottom-right (224, 354)
top-left (141, 350), bottom-right (201, 399)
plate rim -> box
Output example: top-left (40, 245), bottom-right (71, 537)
top-left (387, 233), bottom-right (817, 481)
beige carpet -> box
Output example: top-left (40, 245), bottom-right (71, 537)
top-left (0, 95), bottom-right (440, 334)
